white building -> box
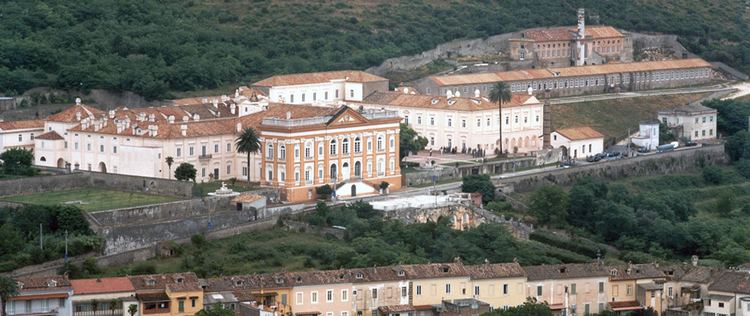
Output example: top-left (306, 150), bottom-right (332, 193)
top-left (0, 119), bottom-right (44, 153)
top-left (658, 103), bottom-right (717, 141)
top-left (251, 70), bottom-right (389, 105)
top-left (353, 90), bottom-right (544, 154)
top-left (705, 271), bottom-right (750, 316)
top-left (631, 121), bottom-right (660, 151)
top-left (6, 276), bottom-right (73, 316)
top-left (550, 126), bottom-right (604, 159)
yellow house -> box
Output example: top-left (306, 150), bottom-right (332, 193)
top-left (465, 262), bottom-right (527, 309)
top-left (608, 264), bottom-right (666, 315)
top-left (406, 263), bottom-right (471, 308)
top-left (524, 263), bottom-right (610, 315)
top-left (129, 273), bottom-right (203, 316)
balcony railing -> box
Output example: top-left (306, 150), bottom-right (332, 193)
top-left (74, 310), bottom-right (123, 316)
top-left (198, 154), bottom-right (212, 160)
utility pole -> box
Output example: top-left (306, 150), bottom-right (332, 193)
top-left (39, 223), bottom-right (43, 250)
top-left (64, 230), bottom-right (69, 262)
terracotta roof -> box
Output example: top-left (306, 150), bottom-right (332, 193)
top-left (360, 92), bottom-right (538, 111)
top-left (524, 263), bottom-right (609, 281)
top-left (609, 301), bottom-right (642, 311)
top-left (0, 119), bottom-right (44, 131)
top-left (608, 264), bottom-right (665, 281)
top-left (708, 271), bottom-right (750, 294)
top-left (679, 266), bottom-right (721, 283)
top-left (555, 127), bottom-right (604, 141)
top-left (253, 70), bottom-right (386, 87)
top-left (465, 262), bottom-right (526, 279)
top-left (232, 193), bottom-right (264, 204)
top-left (71, 277), bottom-right (134, 295)
top-left (237, 86), bottom-right (268, 99)
top-left (129, 273), bottom-right (200, 292)
top-left (15, 276), bottom-right (71, 290)
top-left (430, 58), bottom-right (711, 86)
top-left (521, 26), bottom-right (623, 42)
top-left (35, 131), bottom-right (64, 140)
top-left (47, 104), bottom-right (105, 123)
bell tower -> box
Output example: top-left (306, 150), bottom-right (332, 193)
top-left (576, 8), bottom-right (586, 66)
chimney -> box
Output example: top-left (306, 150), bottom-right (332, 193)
top-left (75, 111), bottom-right (82, 121)
top-left (108, 110), bottom-right (115, 119)
top-left (236, 123), bottom-right (242, 133)
top-left (75, 98), bottom-right (82, 105)
top-left (230, 104), bottom-right (236, 115)
top-left (446, 90), bottom-right (454, 98)
top-left (454, 91), bottom-right (461, 98)
top-left (286, 111), bottom-right (292, 120)
top-left (182, 115), bottom-right (189, 122)
top-left (148, 114), bottom-right (156, 122)
top-left (168, 115), bottom-right (175, 124)
top-left (193, 114), bottom-right (200, 121)
top-left (527, 86), bottom-right (534, 95)
top-left (212, 98), bottom-right (219, 108)
top-left (180, 124), bottom-right (187, 136)
top-left (542, 89), bottom-right (552, 149)
top-left (116, 122), bottom-right (123, 134)
top-left (474, 89), bottom-right (480, 98)
top-left (152, 125), bottom-right (158, 137)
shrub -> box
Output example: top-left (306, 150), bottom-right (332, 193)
top-left (702, 165), bottom-right (724, 185)
top-left (131, 262), bottom-right (157, 275)
top-left (315, 184), bottom-right (333, 198)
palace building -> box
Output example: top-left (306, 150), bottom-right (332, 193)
top-left (251, 70), bottom-right (389, 105)
top-left (257, 104), bottom-right (402, 202)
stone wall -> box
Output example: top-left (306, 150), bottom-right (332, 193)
top-left (404, 157), bottom-right (538, 187)
top-left (497, 145), bottom-right (726, 193)
top-left (0, 171), bottom-right (194, 198)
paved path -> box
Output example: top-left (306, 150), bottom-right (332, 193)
top-left (721, 82), bottom-right (750, 100)
top-left (550, 84), bottom-right (737, 105)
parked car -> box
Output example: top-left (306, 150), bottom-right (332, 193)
top-left (684, 140), bottom-right (698, 147)
top-left (638, 147), bottom-right (650, 153)
top-left (586, 155), bottom-right (602, 162)
top-left (606, 151), bottom-right (621, 158)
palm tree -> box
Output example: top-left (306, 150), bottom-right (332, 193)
top-left (127, 304), bottom-right (138, 316)
top-left (236, 127), bottom-right (261, 183)
top-left (165, 156), bottom-right (174, 179)
top-left (489, 82), bottom-right (512, 156)
top-left (0, 276), bottom-right (18, 316)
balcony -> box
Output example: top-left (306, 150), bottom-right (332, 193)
top-left (198, 154), bottom-right (212, 160)
top-left (74, 310), bottom-right (123, 316)
top-left (9, 308), bottom-right (59, 316)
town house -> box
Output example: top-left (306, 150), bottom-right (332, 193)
top-left (465, 262), bottom-right (527, 310)
top-left (128, 273), bottom-right (203, 316)
top-left (70, 277), bottom-right (137, 316)
top-left (524, 263), bottom-right (610, 315)
top-left (5, 276), bottom-right (73, 316)
top-left (608, 263), bottom-right (667, 315)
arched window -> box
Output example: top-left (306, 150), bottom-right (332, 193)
top-left (342, 138), bottom-right (350, 154)
top-left (330, 139), bottom-right (337, 155)
top-left (389, 158), bottom-right (395, 173)
top-left (304, 141), bottom-right (312, 159)
top-left (318, 164), bottom-right (324, 180)
top-left (377, 158), bottom-right (384, 176)
top-left (389, 136), bottom-right (395, 149)
top-left (377, 136), bottom-right (383, 151)
top-left (266, 143), bottom-right (274, 159)
top-left (330, 163), bottom-right (338, 180)
top-left (354, 137), bottom-right (361, 153)
top-left (279, 145), bottom-right (286, 160)
top-left (354, 161), bottom-right (361, 177)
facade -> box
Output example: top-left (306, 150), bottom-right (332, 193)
top-left (524, 263), bottom-right (610, 315)
top-left (705, 271), bottom-right (750, 316)
top-left (287, 270), bottom-right (354, 316)
top-left (354, 91), bottom-right (543, 154)
top-left (463, 263), bottom-right (527, 309)
top-left (550, 127), bottom-right (604, 159)
top-left (349, 266), bottom-right (411, 316)
top-left (508, 9), bottom-right (629, 68)
top-left (632, 121), bottom-right (661, 151)
top-left (6, 276), bottom-right (73, 316)
top-left (0, 119), bottom-right (44, 153)
top-left (258, 104), bottom-right (402, 202)
top-left (128, 273), bottom-right (204, 316)
top-left (658, 104), bottom-right (718, 142)
top-left (252, 71), bottom-right (389, 105)
top-left (70, 277), bottom-right (137, 316)
top-left (608, 264), bottom-right (668, 315)
top-left (414, 59), bottom-right (713, 99)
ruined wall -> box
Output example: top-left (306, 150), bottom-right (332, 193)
top-left (404, 157), bottom-right (538, 187)
top-left (498, 145), bottom-right (726, 192)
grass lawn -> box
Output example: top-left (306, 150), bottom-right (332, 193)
top-left (551, 92), bottom-right (712, 141)
top-left (1, 188), bottom-right (181, 212)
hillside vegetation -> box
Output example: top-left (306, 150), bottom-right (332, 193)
top-left (1, 0), bottom-right (748, 99)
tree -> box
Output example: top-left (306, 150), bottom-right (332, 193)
top-left (702, 165), bottom-right (724, 185)
top-left (399, 123), bottom-right (428, 160)
top-left (484, 298), bottom-right (553, 316)
top-left (127, 304), bottom-right (138, 316)
top-left (736, 159), bottom-right (750, 179)
top-left (174, 163), bottom-right (197, 182)
top-left (529, 186), bottom-right (569, 226)
top-left (236, 127), bottom-right (261, 182)
top-left (165, 156), bottom-right (174, 180)
top-left (726, 131), bottom-right (750, 161)
top-left (0, 148), bottom-right (35, 175)
top-left (0, 276), bottom-right (18, 316)
top-left (196, 306), bottom-right (234, 316)
top-left (659, 122), bottom-right (676, 145)
top-left (489, 82), bottom-right (511, 156)
top-left (461, 174), bottom-right (495, 203)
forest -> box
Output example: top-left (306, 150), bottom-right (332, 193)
top-left (0, 0), bottom-right (748, 99)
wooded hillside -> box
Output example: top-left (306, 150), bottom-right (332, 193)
top-left (1, 0), bottom-right (747, 99)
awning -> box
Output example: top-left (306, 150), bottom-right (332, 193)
top-left (609, 301), bottom-right (643, 311)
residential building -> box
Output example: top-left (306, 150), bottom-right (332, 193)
top-left (201, 274), bottom-right (291, 316)
top-left (353, 91), bottom-right (543, 154)
top-left (661, 263), bottom-right (720, 316)
top-left (349, 266), bottom-right (411, 316)
top-left (6, 276), bottom-right (73, 316)
top-left (631, 121), bottom-right (660, 151)
top-left (607, 264), bottom-right (667, 315)
top-left (464, 263), bottom-right (527, 309)
top-left (257, 104), bottom-right (402, 202)
top-left (524, 263), bottom-right (610, 315)
top-left (0, 119), bottom-right (44, 153)
top-left (128, 273), bottom-right (203, 316)
top-left (550, 127), bottom-right (604, 159)
top-left (70, 277), bottom-right (137, 316)
top-left (252, 71), bottom-right (389, 105)
top-left (439, 299), bottom-right (491, 316)
top-left (705, 271), bottom-right (750, 316)
top-left (658, 103), bottom-right (718, 142)
top-left (414, 59), bottom-right (713, 98)
top-left (287, 270), bottom-right (353, 316)
top-left (408, 263), bottom-right (472, 308)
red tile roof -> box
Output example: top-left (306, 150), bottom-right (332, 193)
top-left (555, 127), bottom-right (604, 141)
top-left (253, 70), bottom-right (386, 87)
top-left (361, 92), bottom-right (538, 111)
top-left (47, 104), bottom-right (105, 123)
top-left (0, 119), bottom-right (44, 131)
top-left (35, 131), bottom-right (64, 140)
top-left (522, 26), bottom-right (623, 42)
top-left (71, 277), bottom-right (135, 295)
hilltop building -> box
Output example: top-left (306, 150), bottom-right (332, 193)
top-left (658, 103), bottom-right (717, 142)
top-left (414, 58), bottom-right (713, 99)
top-left (353, 90), bottom-right (543, 155)
top-left (0, 119), bottom-right (44, 153)
top-left (251, 70), bottom-right (389, 105)
top-left (550, 126), bottom-right (604, 159)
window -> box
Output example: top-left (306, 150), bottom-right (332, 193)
top-left (342, 138), bottom-right (349, 154)
top-left (324, 91), bottom-right (328, 100)
top-left (341, 312), bottom-right (348, 316)
top-left (113, 146), bottom-right (117, 154)
top-left (372, 288), bottom-right (378, 299)
top-left (389, 137), bottom-right (395, 149)
top-left (296, 292), bottom-right (303, 305)
top-left (430, 117), bottom-right (435, 125)
top-left (342, 289), bottom-right (348, 302)
top-left (416, 285), bottom-right (422, 295)
top-left (350, 89), bottom-right (354, 98)
top-left (18, 134), bottom-right (22, 142)
top-left (178, 299), bottom-right (185, 313)
top-left (326, 290), bottom-right (333, 302)
top-left (626, 285), bottom-right (633, 296)
top-left (598, 282), bottom-right (604, 293)
top-left (668, 287), bottom-right (673, 297)
top-left (445, 284), bottom-right (451, 294)
top-left (503, 284), bottom-right (508, 295)
top-left (487, 117), bottom-right (491, 126)
top-left (474, 286), bottom-right (480, 296)
top-left (100, 145), bottom-right (104, 153)
top-left (302, 93), bottom-right (306, 102)
top-left (404, 116), bottom-right (409, 124)
top-left (377, 136), bottom-right (383, 151)
top-left (354, 137), bottom-right (361, 153)
top-left (476, 118), bottom-right (481, 127)
top-left (536, 286), bottom-right (543, 296)
top-left (330, 139), bottom-right (337, 155)
top-left (290, 94), bottom-right (294, 103)
top-left (448, 118), bottom-right (452, 127)
top-left (244, 166), bottom-right (249, 177)
top-left (335, 89), bottom-right (339, 98)
top-left (417, 116), bottom-right (422, 124)
top-left (279, 145), bottom-right (286, 160)
top-left (191, 298), bottom-right (196, 308)
top-left (571, 283), bottom-right (576, 295)
top-left (214, 144), bottom-right (219, 153)
top-left (177, 148), bottom-right (182, 157)
top-left (266, 144), bottom-right (272, 159)
top-left (294, 147), bottom-right (299, 159)
top-left (305, 143), bottom-right (312, 158)
top-left (401, 287), bottom-right (407, 297)
top-left (718, 302), bottom-right (724, 308)
top-left (312, 92), bottom-right (316, 101)
top-left (87, 143), bottom-right (91, 151)
top-left (226, 165), bottom-right (231, 175)
top-left (311, 291), bottom-right (318, 304)
top-left (227, 143), bottom-right (231, 152)
top-left (462, 119), bottom-right (466, 128)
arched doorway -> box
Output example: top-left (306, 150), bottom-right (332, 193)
top-left (57, 158), bottom-right (65, 168)
top-left (99, 162), bottom-right (107, 173)
top-left (40, 156), bottom-right (46, 162)
top-left (350, 184), bottom-right (357, 197)
top-left (330, 163), bottom-right (337, 181)
top-left (561, 146), bottom-right (569, 159)
top-left (354, 161), bottom-right (361, 178)
top-left (341, 162), bottom-right (350, 181)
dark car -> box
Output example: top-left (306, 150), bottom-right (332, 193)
top-left (684, 140), bottom-right (698, 147)
top-left (586, 155), bottom-right (601, 162)
top-left (638, 147), bottom-right (650, 153)
top-left (606, 151), bottom-right (621, 158)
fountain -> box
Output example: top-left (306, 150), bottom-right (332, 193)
top-left (207, 182), bottom-right (241, 197)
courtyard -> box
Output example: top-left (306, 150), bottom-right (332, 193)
top-left (1, 187), bottom-right (181, 212)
